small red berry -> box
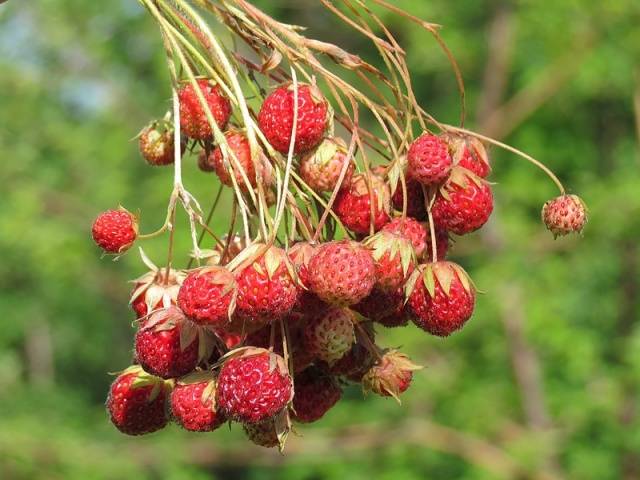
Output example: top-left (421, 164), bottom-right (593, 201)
top-left (444, 133), bottom-right (491, 178)
top-left (178, 79), bottom-right (231, 140)
top-left (353, 287), bottom-right (404, 322)
top-left (211, 131), bottom-right (271, 191)
top-left (92, 208), bottom-right (138, 254)
top-left (334, 172), bottom-right (391, 235)
top-left (106, 365), bottom-right (170, 436)
top-left (130, 267), bottom-right (185, 319)
top-left (407, 134), bottom-right (452, 185)
top-left (178, 266), bottom-right (237, 328)
top-left (304, 307), bottom-right (356, 365)
top-left (288, 242), bottom-right (329, 319)
top-left (258, 83), bottom-right (329, 155)
top-left (406, 261), bottom-right (476, 337)
top-left (292, 366), bottom-right (342, 423)
top-left (362, 350), bottom-right (422, 401)
top-left (391, 176), bottom-right (427, 219)
top-left (216, 348), bottom-right (293, 424)
top-left (299, 137), bottom-right (354, 193)
top-left (170, 372), bottom-right (225, 432)
top-left (244, 420), bottom-right (280, 448)
top-left (542, 194), bottom-right (588, 237)
top-left (307, 240), bottom-right (376, 307)
top-left (138, 122), bottom-right (177, 166)
top-left (364, 231), bottom-right (416, 293)
top-left (431, 167), bottom-right (494, 235)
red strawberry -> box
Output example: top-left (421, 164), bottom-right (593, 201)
top-left (382, 218), bottom-right (449, 261)
top-left (406, 261), bottom-right (476, 337)
top-left (288, 242), bottom-right (329, 319)
top-left (444, 133), bottom-right (491, 178)
top-left (178, 79), bottom-right (231, 140)
top-left (330, 340), bottom-right (374, 379)
top-left (130, 264), bottom-right (185, 319)
top-left (292, 366), bottom-right (341, 423)
top-left (364, 231), bottom-right (416, 293)
top-left (170, 372), bottom-right (225, 432)
top-left (138, 121), bottom-right (179, 166)
top-left (391, 176), bottom-right (427, 219)
top-left (353, 286), bottom-right (404, 321)
top-left (92, 208), bottom-right (138, 254)
top-left (211, 131), bottom-right (270, 191)
top-left (232, 244), bottom-right (299, 326)
top-left (307, 240), bottom-right (376, 307)
top-left (177, 266), bottom-right (237, 328)
top-left (299, 137), bottom-right (354, 193)
top-left (304, 307), bottom-right (356, 365)
top-left (244, 419), bottom-right (280, 448)
top-left (431, 167), bottom-right (494, 235)
top-left (377, 307), bottom-right (409, 328)
top-left (134, 306), bottom-right (214, 379)
top-left (334, 172), bottom-right (391, 235)
top-left (106, 365), bottom-right (170, 436)
top-left (216, 348), bottom-right (293, 423)
top-left (407, 134), bottom-right (452, 185)
top-left (542, 194), bottom-right (588, 237)
top-left (362, 350), bottom-right (422, 400)
top-left (258, 83), bottom-right (329, 155)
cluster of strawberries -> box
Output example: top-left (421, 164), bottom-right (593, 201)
top-left (92, 78), bottom-right (588, 448)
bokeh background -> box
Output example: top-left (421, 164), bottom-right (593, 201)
top-left (1, 1), bottom-right (640, 479)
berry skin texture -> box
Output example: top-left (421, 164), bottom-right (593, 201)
top-left (299, 137), bottom-right (354, 193)
top-left (134, 307), bottom-right (200, 379)
top-left (407, 134), bottom-right (453, 185)
top-left (382, 217), bottom-right (428, 258)
top-left (233, 245), bottom-right (299, 326)
top-left (304, 308), bottom-right (356, 365)
top-left (211, 131), bottom-right (259, 190)
top-left (364, 231), bottom-right (416, 293)
top-left (292, 367), bottom-right (342, 423)
top-left (362, 350), bottom-right (422, 401)
top-left (391, 177), bottom-right (427, 219)
top-left (106, 366), bottom-right (169, 436)
top-left (431, 167), bottom-right (494, 236)
top-left (92, 208), bottom-right (138, 254)
top-left (258, 83), bottom-right (329, 155)
top-left (170, 373), bottom-right (225, 432)
top-left (216, 349), bottom-right (293, 424)
top-left (178, 79), bottom-right (231, 140)
top-left (307, 240), bottom-right (376, 307)
top-left (178, 266), bottom-right (236, 327)
top-left (288, 242), bottom-right (329, 319)
top-left (406, 261), bottom-right (476, 337)
top-left (542, 194), bottom-right (588, 237)
top-left (244, 420), bottom-right (280, 448)
top-left (138, 123), bottom-right (175, 166)
top-left (334, 172), bottom-right (391, 235)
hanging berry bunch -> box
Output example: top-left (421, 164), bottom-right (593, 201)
top-left (94, 0), bottom-right (588, 450)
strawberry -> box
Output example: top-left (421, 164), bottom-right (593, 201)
top-left (406, 261), bottom-right (476, 337)
top-left (330, 340), bottom-right (374, 379)
top-left (334, 172), bottom-right (391, 235)
top-left (382, 217), bottom-right (428, 258)
top-left (178, 78), bottom-right (231, 140)
top-left (91, 207), bottom-right (138, 254)
top-left (377, 307), bottom-right (409, 328)
top-left (353, 286), bottom-right (404, 321)
top-left (170, 372), bottom-right (225, 432)
top-left (134, 306), bottom-right (214, 379)
top-left (431, 167), bottom-right (494, 235)
top-left (177, 266), bottom-right (237, 328)
top-left (307, 240), bottom-right (376, 307)
top-left (362, 350), bottom-right (422, 401)
top-left (303, 307), bottom-right (356, 365)
top-left (197, 148), bottom-right (216, 172)
top-left (542, 194), bottom-right (588, 237)
top-left (407, 134), bottom-right (452, 185)
top-left (216, 348), bottom-right (293, 423)
top-left (299, 137), bottom-right (354, 193)
top-left (364, 231), bottom-right (416, 293)
top-left (244, 419), bottom-right (280, 448)
top-left (232, 244), bottom-right (299, 326)
top-left (106, 365), bottom-right (170, 436)
top-left (258, 83), bottom-right (329, 155)
top-left (288, 242), bottom-right (329, 319)
top-left (211, 131), bottom-right (270, 191)
top-left (130, 258), bottom-right (185, 318)
top-left (391, 177), bottom-right (427, 219)
top-left (444, 133), bottom-right (491, 178)
top-left (138, 121), bottom-right (178, 166)
top-left (292, 366), bottom-right (341, 423)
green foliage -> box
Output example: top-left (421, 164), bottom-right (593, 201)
top-left (1, 1), bottom-right (639, 479)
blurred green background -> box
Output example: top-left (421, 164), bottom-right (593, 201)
top-left (1, 1), bottom-right (639, 479)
